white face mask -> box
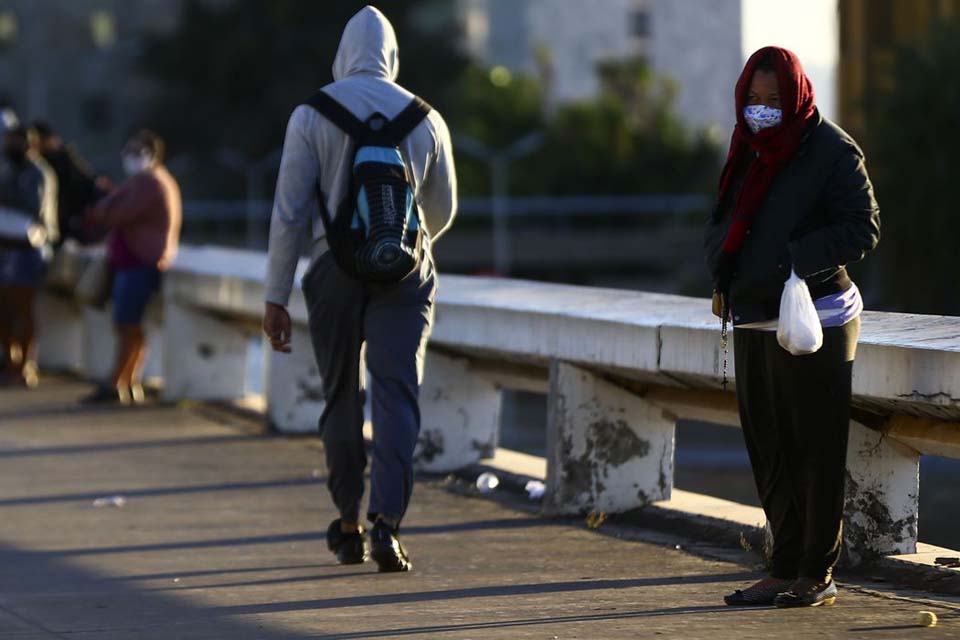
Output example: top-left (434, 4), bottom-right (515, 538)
top-left (122, 153), bottom-right (152, 177)
top-left (743, 105), bottom-right (783, 134)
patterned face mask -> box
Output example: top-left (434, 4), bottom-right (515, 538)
top-left (743, 105), bottom-right (783, 134)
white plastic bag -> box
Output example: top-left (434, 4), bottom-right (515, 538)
top-left (777, 269), bottom-right (823, 355)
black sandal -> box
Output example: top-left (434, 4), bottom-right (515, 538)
top-left (724, 577), bottom-right (792, 606)
top-left (774, 579), bottom-right (837, 608)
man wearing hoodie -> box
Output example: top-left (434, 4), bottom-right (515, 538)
top-left (262, 6), bottom-right (456, 573)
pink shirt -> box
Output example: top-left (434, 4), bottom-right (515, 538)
top-left (90, 166), bottom-right (182, 271)
top-left (107, 230), bottom-right (143, 269)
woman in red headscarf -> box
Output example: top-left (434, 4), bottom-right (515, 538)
top-left (705, 47), bottom-right (880, 608)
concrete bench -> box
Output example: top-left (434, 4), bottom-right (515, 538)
top-left (39, 243), bottom-right (960, 565)
top-left (36, 245), bottom-right (165, 384)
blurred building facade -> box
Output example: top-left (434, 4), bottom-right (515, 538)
top-left (839, 0), bottom-right (960, 140)
top-left (461, 0), bottom-right (743, 141)
top-left (0, 0), bottom-right (192, 173)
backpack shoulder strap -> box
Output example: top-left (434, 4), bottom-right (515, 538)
top-left (379, 97), bottom-right (432, 147)
top-left (303, 90), bottom-right (366, 140)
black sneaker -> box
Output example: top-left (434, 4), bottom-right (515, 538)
top-left (370, 520), bottom-right (412, 573)
top-left (326, 519), bottom-right (368, 565)
top-left (774, 579), bottom-right (837, 608)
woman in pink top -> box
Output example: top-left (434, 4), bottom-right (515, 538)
top-left (84, 131), bottom-right (181, 405)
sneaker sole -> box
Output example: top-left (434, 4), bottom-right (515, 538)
top-left (724, 598), bottom-right (776, 607)
top-left (371, 545), bottom-right (411, 573)
top-left (775, 596), bottom-right (837, 608)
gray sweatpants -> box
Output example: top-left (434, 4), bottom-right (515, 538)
top-left (301, 251), bottom-right (436, 526)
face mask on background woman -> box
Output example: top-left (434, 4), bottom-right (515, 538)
top-left (743, 105), bottom-right (783, 134)
top-left (122, 152), bottom-right (152, 177)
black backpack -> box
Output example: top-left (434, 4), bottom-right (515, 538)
top-left (304, 90), bottom-right (432, 284)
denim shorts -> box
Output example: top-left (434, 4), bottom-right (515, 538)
top-left (112, 266), bottom-right (161, 326)
top-left (0, 248), bottom-right (46, 287)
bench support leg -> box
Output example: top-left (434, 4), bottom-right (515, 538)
top-left (35, 292), bottom-right (85, 374)
top-left (81, 307), bottom-right (115, 383)
top-left (161, 300), bottom-right (249, 401)
top-left (844, 420), bottom-right (919, 564)
top-left (545, 360), bottom-right (675, 515)
top-left (265, 328), bottom-right (325, 434)
top-left (416, 351), bottom-right (501, 473)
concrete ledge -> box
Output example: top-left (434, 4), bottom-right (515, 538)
top-left (872, 544), bottom-right (960, 596)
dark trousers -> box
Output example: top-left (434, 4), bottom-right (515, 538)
top-left (734, 317), bottom-right (860, 582)
top-left (302, 252), bottom-right (436, 526)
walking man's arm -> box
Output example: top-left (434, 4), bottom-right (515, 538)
top-left (264, 107), bottom-right (318, 353)
top-left (419, 114), bottom-right (457, 243)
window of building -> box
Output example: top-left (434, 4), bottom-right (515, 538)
top-left (90, 10), bottom-right (117, 49)
top-left (632, 10), bottom-right (651, 39)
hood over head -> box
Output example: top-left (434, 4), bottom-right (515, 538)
top-left (734, 46), bottom-right (816, 138)
top-left (333, 6), bottom-right (399, 82)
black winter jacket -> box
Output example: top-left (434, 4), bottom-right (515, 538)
top-left (704, 115), bottom-right (880, 326)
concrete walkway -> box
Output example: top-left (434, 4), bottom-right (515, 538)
top-left (0, 379), bottom-right (958, 639)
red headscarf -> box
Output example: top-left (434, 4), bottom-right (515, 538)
top-left (717, 46), bottom-right (818, 265)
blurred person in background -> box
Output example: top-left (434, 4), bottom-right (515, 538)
top-left (705, 47), bottom-right (880, 609)
top-left (0, 110), bottom-right (58, 388)
top-left (32, 121), bottom-right (111, 246)
top-left (83, 130), bottom-right (181, 405)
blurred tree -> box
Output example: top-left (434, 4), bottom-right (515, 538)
top-left (862, 21), bottom-right (960, 314)
top-left (520, 57), bottom-right (721, 195)
top-left (138, 0), bottom-right (468, 197)
top-left (446, 64), bottom-right (546, 196)
top-left (142, 2), bottom-right (719, 205)
top-left (448, 57), bottom-right (720, 197)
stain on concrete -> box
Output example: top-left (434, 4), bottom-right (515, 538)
top-left (844, 472), bottom-right (917, 564)
top-left (197, 344), bottom-right (215, 359)
top-left (657, 438), bottom-right (671, 496)
top-left (470, 438), bottom-right (496, 459)
top-left (559, 432), bottom-right (594, 506)
top-left (295, 377), bottom-right (325, 404)
top-left (590, 419), bottom-right (651, 466)
top-left (558, 418), bottom-right (653, 509)
top-left (415, 429), bottom-right (444, 464)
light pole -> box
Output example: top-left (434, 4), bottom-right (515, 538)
top-left (456, 131), bottom-right (544, 276)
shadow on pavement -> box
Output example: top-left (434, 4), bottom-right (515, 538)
top-left (0, 543), bottom-right (322, 638)
top-left (24, 516), bottom-right (549, 558)
top-left (0, 434), bottom-right (264, 459)
top-left (307, 603), bottom-right (758, 639)
top-left (210, 571), bottom-right (757, 615)
top-left (0, 477), bottom-right (324, 507)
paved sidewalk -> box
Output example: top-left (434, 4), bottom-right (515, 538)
top-left (0, 379), bottom-right (958, 639)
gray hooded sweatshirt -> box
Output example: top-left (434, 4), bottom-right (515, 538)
top-left (265, 6), bottom-right (457, 306)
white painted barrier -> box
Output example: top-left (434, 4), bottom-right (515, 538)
top-left (38, 244), bottom-right (960, 565)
